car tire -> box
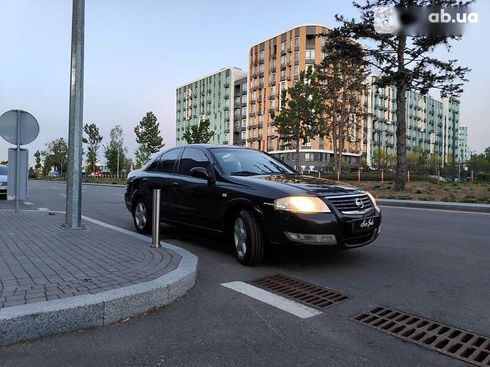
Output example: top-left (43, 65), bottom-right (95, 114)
top-left (133, 197), bottom-right (152, 234)
top-left (233, 210), bottom-right (264, 266)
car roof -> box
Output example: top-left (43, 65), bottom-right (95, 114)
top-left (177, 144), bottom-right (246, 150)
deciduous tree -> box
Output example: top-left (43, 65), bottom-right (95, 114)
top-left (182, 118), bottom-right (215, 145)
top-left (271, 67), bottom-right (327, 171)
top-left (104, 125), bottom-right (128, 175)
top-left (83, 123), bottom-right (103, 173)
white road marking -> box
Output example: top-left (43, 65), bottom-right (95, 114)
top-left (37, 208), bottom-right (50, 211)
top-left (60, 194), bottom-right (66, 197)
top-left (221, 281), bottom-right (322, 319)
top-left (23, 202), bottom-right (34, 206)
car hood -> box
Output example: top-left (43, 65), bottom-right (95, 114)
top-left (230, 174), bottom-right (365, 197)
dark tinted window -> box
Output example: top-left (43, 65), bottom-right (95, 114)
top-left (178, 148), bottom-right (210, 176)
top-left (147, 149), bottom-right (181, 173)
top-left (158, 149), bottom-right (181, 173)
top-left (146, 156), bottom-right (161, 171)
top-left (211, 148), bottom-right (294, 176)
top-left (0, 166), bottom-right (7, 175)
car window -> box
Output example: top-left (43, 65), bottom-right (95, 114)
top-left (147, 149), bottom-right (181, 173)
top-left (146, 155), bottom-right (162, 172)
top-left (0, 166), bottom-right (7, 175)
top-left (211, 148), bottom-right (294, 176)
top-left (178, 148), bottom-right (211, 176)
top-left (157, 149), bottom-right (182, 173)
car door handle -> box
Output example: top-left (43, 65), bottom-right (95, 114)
top-left (171, 182), bottom-right (180, 187)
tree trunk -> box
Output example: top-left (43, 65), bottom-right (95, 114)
top-left (394, 33), bottom-right (407, 191)
top-left (295, 138), bottom-right (300, 173)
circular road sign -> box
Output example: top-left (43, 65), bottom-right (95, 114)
top-left (0, 110), bottom-right (40, 145)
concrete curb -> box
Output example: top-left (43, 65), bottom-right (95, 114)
top-left (0, 214), bottom-right (198, 346)
top-left (32, 179), bottom-right (126, 188)
top-left (378, 198), bottom-right (490, 213)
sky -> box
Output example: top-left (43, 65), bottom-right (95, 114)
top-left (0, 0), bottom-right (489, 165)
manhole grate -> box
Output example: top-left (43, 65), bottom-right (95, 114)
top-left (354, 306), bottom-right (490, 366)
top-left (248, 274), bottom-right (347, 309)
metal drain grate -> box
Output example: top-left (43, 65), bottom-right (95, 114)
top-left (248, 274), bottom-right (347, 309)
top-left (354, 306), bottom-right (490, 366)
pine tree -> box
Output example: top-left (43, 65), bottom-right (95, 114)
top-left (337, 0), bottom-right (470, 190)
top-left (134, 112), bottom-right (164, 168)
top-left (271, 67), bottom-right (327, 171)
top-left (182, 118), bottom-right (215, 144)
top-left (315, 28), bottom-right (368, 180)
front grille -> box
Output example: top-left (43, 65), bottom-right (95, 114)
top-left (326, 194), bottom-right (373, 214)
top-left (355, 306), bottom-right (490, 366)
top-left (249, 274), bottom-right (348, 309)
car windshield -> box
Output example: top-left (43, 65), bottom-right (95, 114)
top-left (211, 148), bottom-right (295, 176)
top-left (0, 166), bottom-right (7, 175)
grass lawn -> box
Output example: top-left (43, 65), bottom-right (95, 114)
top-left (343, 180), bottom-right (490, 204)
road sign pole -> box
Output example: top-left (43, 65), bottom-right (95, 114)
top-left (15, 110), bottom-right (21, 213)
top-left (65, 0), bottom-right (85, 230)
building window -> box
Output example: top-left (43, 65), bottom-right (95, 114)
top-left (294, 51), bottom-right (299, 61)
top-left (294, 65), bottom-right (299, 77)
top-left (295, 36), bottom-right (299, 47)
top-left (259, 50), bottom-right (264, 61)
top-left (281, 41), bottom-right (286, 52)
top-left (305, 49), bottom-right (315, 61)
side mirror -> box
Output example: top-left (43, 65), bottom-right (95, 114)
top-left (190, 167), bottom-right (211, 180)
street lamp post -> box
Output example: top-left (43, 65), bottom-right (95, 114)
top-left (65, 0), bottom-right (85, 230)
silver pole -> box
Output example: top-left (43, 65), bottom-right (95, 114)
top-left (151, 189), bottom-right (161, 248)
top-left (65, 0), bottom-right (85, 229)
top-left (15, 110), bottom-right (21, 213)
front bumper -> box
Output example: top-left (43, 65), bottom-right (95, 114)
top-left (261, 205), bottom-right (381, 249)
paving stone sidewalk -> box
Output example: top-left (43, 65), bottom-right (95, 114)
top-left (0, 210), bottom-right (180, 309)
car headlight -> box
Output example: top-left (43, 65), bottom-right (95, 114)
top-left (366, 191), bottom-right (380, 211)
top-left (273, 196), bottom-right (331, 213)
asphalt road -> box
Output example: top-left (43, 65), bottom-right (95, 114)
top-left (0, 180), bottom-right (489, 367)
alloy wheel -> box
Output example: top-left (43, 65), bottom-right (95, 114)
top-left (134, 202), bottom-right (147, 230)
top-left (234, 217), bottom-right (247, 259)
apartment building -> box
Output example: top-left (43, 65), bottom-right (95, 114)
top-left (365, 76), bottom-right (462, 167)
top-left (176, 67), bottom-right (247, 146)
top-left (458, 126), bottom-right (469, 163)
top-left (233, 77), bottom-right (248, 146)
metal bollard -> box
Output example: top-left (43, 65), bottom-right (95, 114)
top-left (151, 189), bottom-right (161, 248)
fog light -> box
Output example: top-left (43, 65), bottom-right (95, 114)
top-left (284, 232), bottom-right (337, 245)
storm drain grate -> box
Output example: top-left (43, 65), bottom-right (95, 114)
top-left (354, 306), bottom-right (490, 366)
top-left (248, 274), bottom-right (347, 309)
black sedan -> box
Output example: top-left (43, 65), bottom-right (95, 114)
top-left (125, 144), bottom-right (381, 266)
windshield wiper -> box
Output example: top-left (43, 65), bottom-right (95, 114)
top-left (230, 171), bottom-right (260, 176)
